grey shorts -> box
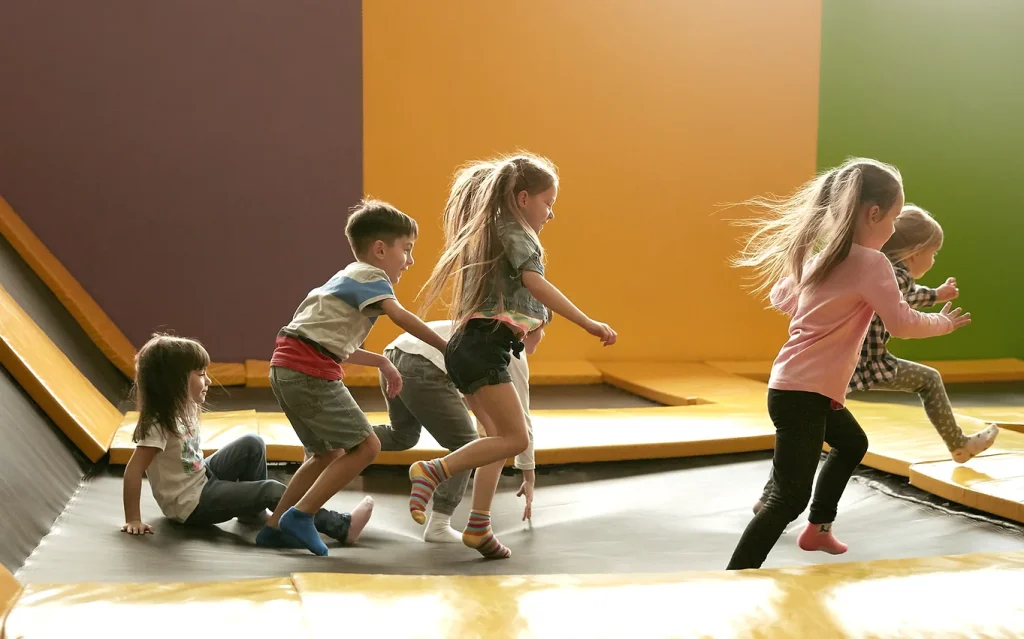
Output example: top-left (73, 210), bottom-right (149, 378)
top-left (269, 366), bottom-right (372, 455)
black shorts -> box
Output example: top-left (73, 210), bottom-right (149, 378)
top-left (445, 319), bottom-right (524, 394)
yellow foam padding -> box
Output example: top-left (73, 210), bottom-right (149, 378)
top-left (109, 405), bottom-right (776, 465)
top-left (919, 358), bottom-right (1024, 383)
top-left (207, 362), bottom-right (246, 387)
top-left (245, 360), bottom-right (379, 388)
top-left (3, 577), bottom-right (304, 638)
top-left (0, 563), bottom-right (21, 636)
top-left (0, 284), bottom-right (122, 462)
top-left (910, 454), bottom-right (1024, 524)
top-left (955, 407), bottom-right (1024, 433)
top-left (0, 197), bottom-right (137, 379)
top-left (705, 359), bottom-right (774, 382)
top-left (708, 358), bottom-right (1024, 384)
top-left (841, 400), bottom-right (1024, 477)
top-left (595, 361), bottom-right (768, 407)
top-left (292, 550), bottom-right (1024, 638)
top-left (244, 359), bottom-right (603, 388)
top-left (108, 410), bottom-right (259, 464)
top-left (251, 405), bottom-right (775, 466)
top-left (244, 359), bottom-right (271, 387)
top-left (528, 360), bottom-right (604, 385)
top-left (256, 410), bottom-right (389, 463)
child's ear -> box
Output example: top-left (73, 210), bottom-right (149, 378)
top-left (517, 190), bottom-right (529, 208)
top-left (373, 239), bottom-right (386, 257)
top-left (867, 204), bottom-right (884, 223)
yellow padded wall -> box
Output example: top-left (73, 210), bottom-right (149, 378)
top-left (361, 0), bottom-right (822, 363)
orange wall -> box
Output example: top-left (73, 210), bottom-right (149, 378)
top-left (362, 1), bottom-right (822, 363)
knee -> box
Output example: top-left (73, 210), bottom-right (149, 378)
top-left (393, 430), bottom-right (421, 451)
top-left (919, 365), bottom-right (944, 390)
top-left (238, 433), bottom-right (266, 455)
top-left (848, 429), bottom-right (869, 461)
top-left (354, 431), bottom-right (382, 460)
top-left (262, 479), bottom-right (286, 504)
top-left (503, 430), bottom-right (529, 457)
top-left (767, 485), bottom-right (812, 523)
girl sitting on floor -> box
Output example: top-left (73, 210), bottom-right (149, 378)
top-left (120, 333), bottom-right (372, 549)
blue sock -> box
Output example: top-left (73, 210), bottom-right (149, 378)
top-left (279, 507), bottom-right (328, 556)
top-left (255, 525), bottom-right (306, 550)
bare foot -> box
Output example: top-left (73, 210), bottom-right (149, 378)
top-left (345, 496), bottom-right (374, 544)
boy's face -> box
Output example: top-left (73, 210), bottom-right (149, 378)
top-left (370, 235), bottom-right (416, 283)
top-left (523, 326), bottom-right (545, 355)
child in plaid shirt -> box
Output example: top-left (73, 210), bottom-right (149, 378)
top-left (754, 205), bottom-right (999, 513)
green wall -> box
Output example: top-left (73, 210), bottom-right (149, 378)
top-left (817, 0), bottom-right (1024, 360)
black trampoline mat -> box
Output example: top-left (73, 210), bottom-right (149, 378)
top-left (16, 452), bottom-right (1024, 584)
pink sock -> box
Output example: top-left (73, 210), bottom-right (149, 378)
top-left (797, 522), bottom-right (848, 555)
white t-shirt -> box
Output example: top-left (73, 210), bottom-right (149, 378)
top-left (387, 321), bottom-right (536, 470)
top-left (137, 419), bottom-right (208, 522)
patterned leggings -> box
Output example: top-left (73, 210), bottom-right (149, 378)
top-left (872, 358), bottom-right (967, 451)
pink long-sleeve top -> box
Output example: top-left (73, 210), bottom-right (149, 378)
top-left (769, 244), bottom-right (952, 405)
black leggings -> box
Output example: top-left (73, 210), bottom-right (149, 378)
top-left (727, 389), bottom-right (869, 570)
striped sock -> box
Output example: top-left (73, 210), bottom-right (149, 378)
top-left (462, 509), bottom-right (511, 559)
top-left (409, 459), bottom-right (451, 524)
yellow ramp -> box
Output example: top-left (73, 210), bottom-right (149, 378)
top-left (956, 407), bottom-right (1024, 433)
top-left (292, 551), bottom-right (1024, 638)
top-left (0, 196), bottom-right (137, 379)
top-left (708, 358), bottom-right (1024, 383)
top-left (0, 564), bottom-right (20, 637)
top-left (0, 283), bottom-right (121, 462)
top-left (594, 361), bottom-right (768, 407)
top-left (910, 454), bottom-right (1024, 524)
top-left (107, 405), bottom-right (776, 466)
top-left (843, 400), bottom-right (1024, 476)
top-left (4, 577), bottom-right (307, 638)
top-left (0, 198), bottom-right (244, 384)
top-left (245, 359), bottom-right (604, 388)
top-left (258, 405), bottom-right (775, 465)
top-left (109, 410), bottom-right (260, 464)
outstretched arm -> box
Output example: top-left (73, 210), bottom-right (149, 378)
top-left (521, 270), bottom-right (616, 345)
top-left (863, 254), bottom-right (961, 339)
top-left (379, 299), bottom-right (448, 353)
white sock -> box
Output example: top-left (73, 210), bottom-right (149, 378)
top-left (423, 512), bottom-right (461, 543)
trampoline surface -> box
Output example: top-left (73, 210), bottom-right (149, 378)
top-left (16, 452), bottom-right (1024, 585)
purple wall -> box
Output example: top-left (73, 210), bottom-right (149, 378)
top-left (0, 1), bottom-right (363, 362)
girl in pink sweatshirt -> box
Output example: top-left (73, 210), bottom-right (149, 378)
top-left (726, 158), bottom-right (971, 570)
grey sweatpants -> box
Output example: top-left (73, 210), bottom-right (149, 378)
top-left (758, 358), bottom-right (969, 504)
top-left (186, 433), bottom-right (285, 525)
top-left (373, 348), bottom-right (478, 516)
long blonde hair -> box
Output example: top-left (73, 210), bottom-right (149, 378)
top-left (419, 153), bottom-right (558, 325)
top-left (881, 204), bottom-right (943, 265)
top-left (733, 157), bottom-right (903, 296)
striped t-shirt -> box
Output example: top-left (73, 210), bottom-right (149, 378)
top-left (273, 261), bottom-right (395, 374)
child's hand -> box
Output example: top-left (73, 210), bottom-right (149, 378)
top-left (936, 277), bottom-right (959, 302)
top-left (380, 360), bottom-right (403, 398)
top-left (585, 319), bottom-right (617, 346)
top-left (516, 478), bottom-right (535, 521)
top-left (939, 302), bottom-right (971, 331)
top-left (121, 520), bottom-right (153, 535)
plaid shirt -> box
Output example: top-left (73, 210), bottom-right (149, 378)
top-left (847, 261), bottom-right (938, 393)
